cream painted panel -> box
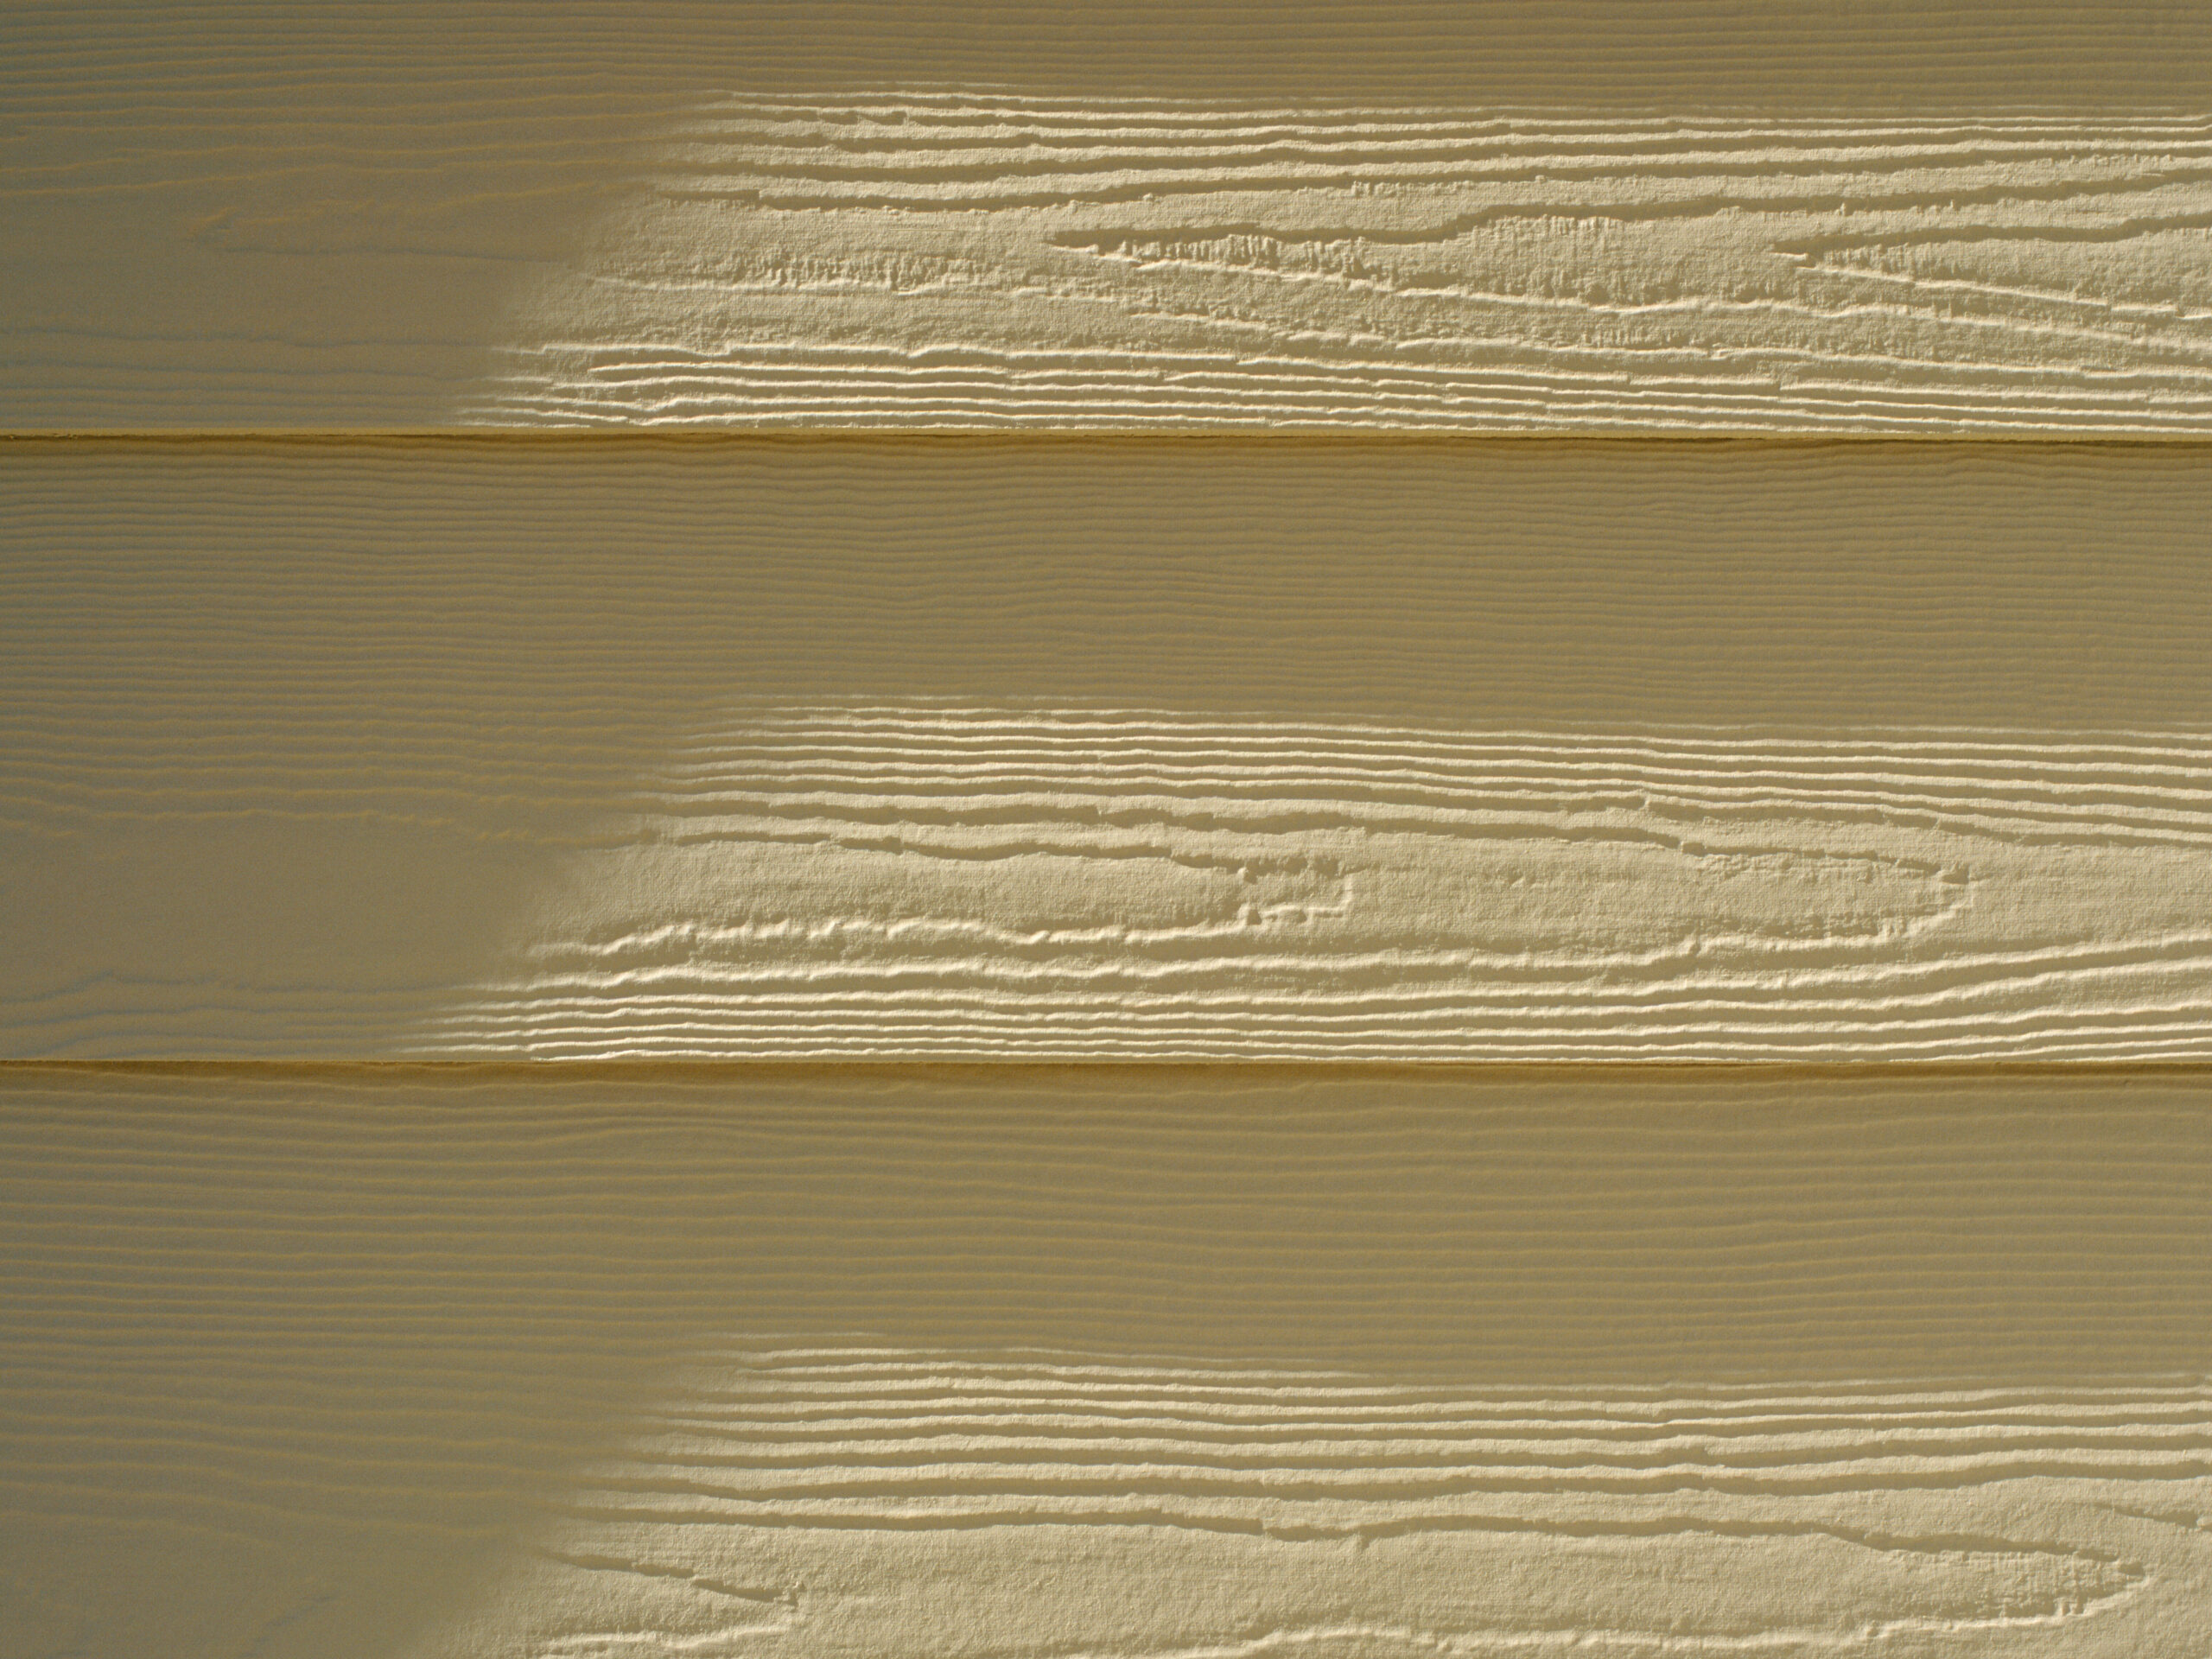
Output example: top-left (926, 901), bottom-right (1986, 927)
top-left (1, 1065), bottom-right (2207, 1658)
top-left (12, 3), bottom-right (2212, 429)
top-left (3, 436), bottom-right (2210, 1058)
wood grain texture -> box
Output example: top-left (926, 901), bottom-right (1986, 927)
top-left (2, 1065), bottom-right (2208, 1658)
top-left (474, 104), bottom-right (2212, 431)
top-left (13, 3), bottom-right (2212, 430)
top-left (6, 435), bottom-right (2212, 1059)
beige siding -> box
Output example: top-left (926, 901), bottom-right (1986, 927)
top-left (463, 105), bottom-right (2212, 432)
top-left (5, 14), bottom-right (2206, 1655)
top-left (11, 3), bottom-right (2212, 430)
top-left (2, 1065), bottom-right (2207, 1658)
top-left (4, 436), bottom-right (2210, 1058)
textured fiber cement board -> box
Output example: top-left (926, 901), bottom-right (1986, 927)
top-left (2, 1064), bottom-right (2208, 1659)
top-left (3, 435), bottom-right (2210, 1059)
top-left (12, 3), bottom-right (2212, 429)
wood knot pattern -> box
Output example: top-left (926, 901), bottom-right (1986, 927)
top-left (470, 100), bottom-right (2212, 432)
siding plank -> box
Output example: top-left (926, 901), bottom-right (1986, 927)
top-left (1, 1065), bottom-right (2206, 1657)
top-left (11, 3), bottom-right (2212, 431)
top-left (3, 435), bottom-right (2210, 1059)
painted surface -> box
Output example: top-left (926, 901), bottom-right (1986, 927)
top-left (3, 436), bottom-right (2210, 1058)
top-left (2, 1065), bottom-right (2208, 1658)
top-left (472, 104), bottom-right (2212, 430)
top-left (8, 20), bottom-right (2208, 1651)
top-left (12, 3), bottom-right (2212, 429)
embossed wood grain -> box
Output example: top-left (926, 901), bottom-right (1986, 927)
top-left (3, 435), bottom-right (2210, 1059)
top-left (12, 3), bottom-right (2212, 429)
top-left (2, 1065), bottom-right (2207, 1658)
top-left (474, 104), bottom-right (2212, 431)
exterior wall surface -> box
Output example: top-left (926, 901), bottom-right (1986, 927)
top-left (3, 6), bottom-right (2209, 1656)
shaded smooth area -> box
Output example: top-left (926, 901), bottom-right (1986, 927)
top-left (16, 3), bottom-right (2211, 105)
top-left (0, 1064), bottom-right (2208, 1657)
top-left (10, 435), bottom-right (2209, 733)
top-left (13, 4), bottom-right (2212, 136)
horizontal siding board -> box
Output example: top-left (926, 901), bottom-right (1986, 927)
top-left (1, 1064), bottom-right (2208, 1656)
top-left (11, 3), bottom-right (2212, 430)
top-left (3, 435), bottom-right (2209, 1059)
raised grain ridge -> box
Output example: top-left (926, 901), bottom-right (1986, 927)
top-left (476, 103), bottom-right (2212, 433)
